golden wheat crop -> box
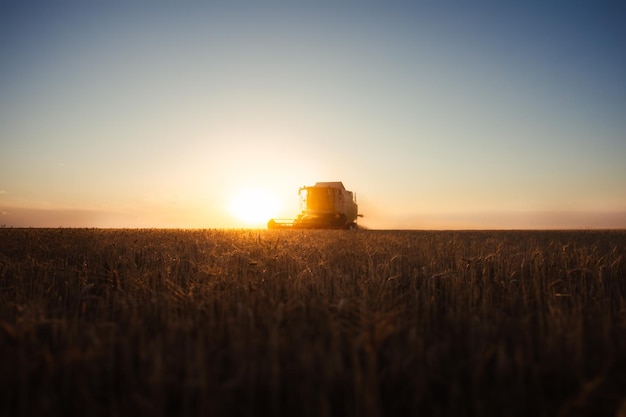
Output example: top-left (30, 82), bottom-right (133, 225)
top-left (0, 228), bottom-right (624, 417)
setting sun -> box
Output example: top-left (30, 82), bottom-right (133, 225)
top-left (228, 188), bottom-right (281, 227)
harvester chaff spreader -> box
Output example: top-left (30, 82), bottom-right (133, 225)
top-left (268, 182), bottom-right (361, 230)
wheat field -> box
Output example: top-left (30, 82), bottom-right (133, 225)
top-left (0, 228), bottom-right (624, 417)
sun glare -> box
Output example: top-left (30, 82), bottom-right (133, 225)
top-left (228, 188), bottom-right (281, 227)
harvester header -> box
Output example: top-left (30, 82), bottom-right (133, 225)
top-left (268, 182), bottom-right (361, 229)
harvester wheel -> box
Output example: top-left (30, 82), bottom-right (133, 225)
top-left (338, 214), bottom-right (348, 229)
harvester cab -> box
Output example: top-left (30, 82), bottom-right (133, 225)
top-left (268, 182), bottom-right (361, 229)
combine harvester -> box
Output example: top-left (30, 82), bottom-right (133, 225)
top-left (268, 182), bottom-right (361, 230)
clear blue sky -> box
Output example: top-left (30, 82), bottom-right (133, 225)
top-left (1, 1), bottom-right (625, 228)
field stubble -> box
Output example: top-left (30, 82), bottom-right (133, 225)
top-left (0, 228), bottom-right (625, 417)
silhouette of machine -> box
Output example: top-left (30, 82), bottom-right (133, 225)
top-left (268, 182), bottom-right (361, 229)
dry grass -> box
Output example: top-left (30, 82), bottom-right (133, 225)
top-left (0, 228), bottom-right (624, 417)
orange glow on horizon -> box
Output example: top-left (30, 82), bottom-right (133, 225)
top-left (228, 187), bottom-right (282, 227)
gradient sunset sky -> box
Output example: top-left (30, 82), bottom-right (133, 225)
top-left (1, 1), bottom-right (625, 229)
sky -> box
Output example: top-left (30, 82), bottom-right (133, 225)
top-left (1, 1), bottom-right (625, 229)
